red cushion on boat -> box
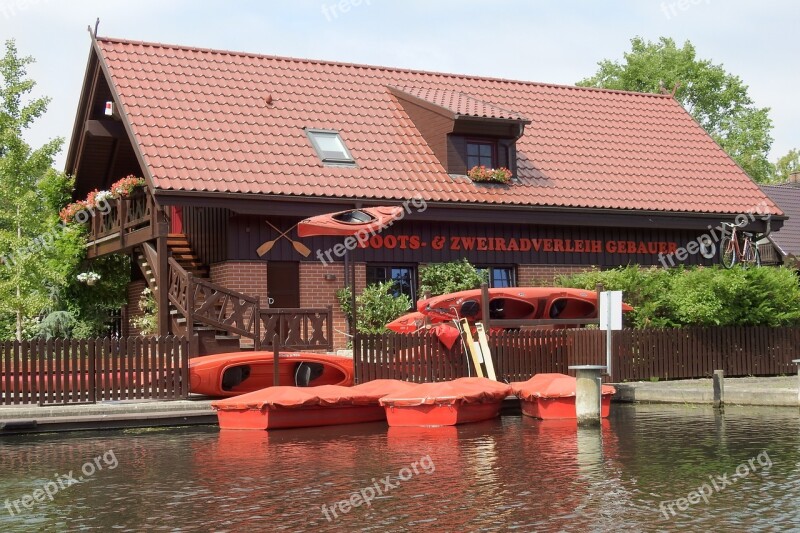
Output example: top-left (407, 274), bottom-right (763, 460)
top-left (212, 379), bottom-right (421, 411)
top-left (347, 379), bottom-right (420, 405)
top-left (212, 386), bottom-right (325, 411)
top-left (379, 377), bottom-right (511, 407)
top-left (510, 373), bottom-right (615, 400)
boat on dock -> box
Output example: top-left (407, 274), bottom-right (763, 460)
top-left (189, 352), bottom-right (354, 397)
top-left (511, 373), bottom-right (615, 419)
top-left (212, 379), bottom-right (418, 430)
top-left (379, 377), bottom-right (511, 427)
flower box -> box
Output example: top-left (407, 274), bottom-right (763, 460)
top-left (467, 165), bottom-right (512, 184)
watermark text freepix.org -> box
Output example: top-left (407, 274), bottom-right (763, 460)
top-left (659, 450), bottom-right (771, 519)
top-left (321, 454), bottom-right (435, 521)
top-left (4, 449), bottom-right (119, 517)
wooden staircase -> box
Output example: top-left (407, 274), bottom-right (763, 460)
top-left (135, 234), bottom-right (254, 355)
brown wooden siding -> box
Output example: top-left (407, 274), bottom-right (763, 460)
top-left (228, 215), bottom-right (714, 267)
top-left (183, 206), bottom-right (230, 265)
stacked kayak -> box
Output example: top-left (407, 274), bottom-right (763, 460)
top-left (511, 373), bottom-right (615, 419)
top-left (418, 287), bottom-right (632, 323)
top-left (379, 377), bottom-right (512, 427)
top-left (212, 379), bottom-right (418, 430)
top-left (189, 351), bottom-right (354, 397)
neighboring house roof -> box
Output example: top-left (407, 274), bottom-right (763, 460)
top-left (760, 184), bottom-right (800, 257)
top-left (89, 37), bottom-right (782, 216)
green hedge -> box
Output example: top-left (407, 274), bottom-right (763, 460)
top-left (557, 265), bottom-right (800, 328)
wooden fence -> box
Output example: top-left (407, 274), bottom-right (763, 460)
top-left (0, 336), bottom-right (189, 406)
top-left (354, 327), bottom-right (800, 383)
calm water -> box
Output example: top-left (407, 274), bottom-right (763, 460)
top-left (1, 404), bottom-right (800, 532)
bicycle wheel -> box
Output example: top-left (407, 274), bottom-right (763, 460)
top-left (744, 241), bottom-right (761, 267)
top-left (720, 235), bottom-right (736, 268)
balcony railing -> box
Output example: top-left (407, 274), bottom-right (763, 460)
top-left (86, 191), bottom-right (156, 257)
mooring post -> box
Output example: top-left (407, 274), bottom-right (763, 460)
top-left (713, 369), bottom-right (724, 409)
top-left (792, 360), bottom-right (800, 405)
top-left (569, 365), bottom-right (606, 426)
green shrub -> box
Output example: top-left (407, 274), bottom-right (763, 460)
top-left (557, 265), bottom-right (800, 328)
top-left (336, 283), bottom-right (412, 334)
top-left (419, 259), bottom-right (488, 296)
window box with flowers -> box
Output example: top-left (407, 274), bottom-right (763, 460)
top-left (467, 165), bottom-right (513, 184)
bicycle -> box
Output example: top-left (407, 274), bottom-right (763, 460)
top-left (719, 221), bottom-right (761, 268)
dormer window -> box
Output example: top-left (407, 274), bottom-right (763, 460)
top-left (306, 129), bottom-right (356, 166)
top-left (467, 140), bottom-right (496, 169)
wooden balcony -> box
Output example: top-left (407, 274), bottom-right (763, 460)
top-left (86, 191), bottom-right (157, 258)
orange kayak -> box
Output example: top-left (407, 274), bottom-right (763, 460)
top-left (212, 379), bottom-right (418, 430)
top-left (418, 287), bottom-right (632, 323)
top-left (189, 352), bottom-right (354, 397)
top-left (297, 206), bottom-right (404, 237)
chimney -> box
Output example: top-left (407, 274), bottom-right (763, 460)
top-left (790, 171), bottom-right (800, 184)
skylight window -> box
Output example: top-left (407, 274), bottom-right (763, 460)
top-left (306, 129), bottom-right (356, 166)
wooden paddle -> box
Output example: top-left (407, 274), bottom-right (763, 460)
top-left (459, 318), bottom-right (484, 378)
top-left (475, 323), bottom-right (497, 381)
top-left (257, 221), bottom-right (311, 257)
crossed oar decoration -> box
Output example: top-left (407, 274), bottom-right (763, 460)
top-left (256, 220), bottom-right (312, 257)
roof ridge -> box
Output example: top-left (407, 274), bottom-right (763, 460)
top-left (96, 35), bottom-right (675, 101)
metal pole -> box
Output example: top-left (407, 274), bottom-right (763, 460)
top-left (606, 292), bottom-right (613, 380)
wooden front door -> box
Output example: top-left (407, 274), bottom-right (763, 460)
top-left (267, 261), bottom-right (300, 308)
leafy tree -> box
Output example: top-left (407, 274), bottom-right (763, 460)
top-left (419, 259), bottom-right (488, 297)
top-left (336, 283), bottom-right (411, 334)
top-left (578, 37), bottom-right (774, 182)
top-left (773, 149), bottom-right (800, 182)
top-left (0, 40), bottom-right (84, 340)
top-left (558, 265), bottom-right (800, 328)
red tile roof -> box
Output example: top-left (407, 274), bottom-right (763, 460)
top-left (96, 37), bottom-right (782, 215)
top-left (391, 86), bottom-right (529, 122)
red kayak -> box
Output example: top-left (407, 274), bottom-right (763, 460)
top-left (297, 206), bottom-right (404, 237)
top-left (379, 377), bottom-right (511, 427)
top-left (511, 373), bottom-right (616, 419)
top-left (418, 287), bottom-right (632, 323)
top-left (189, 352), bottom-right (354, 397)
top-left (212, 379), bottom-right (418, 430)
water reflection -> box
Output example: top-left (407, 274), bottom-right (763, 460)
top-left (1, 405), bottom-right (800, 531)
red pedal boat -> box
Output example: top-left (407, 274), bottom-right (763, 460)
top-left (212, 379), bottom-right (418, 430)
top-left (297, 206), bottom-right (404, 237)
top-left (511, 373), bottom-right (616, 419)
top-left (189, 351), bottom-right (354, 397)
top-left (379, 377), bottom-right (511, 427)
top-left (418, 287), bottom-right (632, 323)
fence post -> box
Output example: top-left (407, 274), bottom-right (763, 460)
top-left (481, 283), bottom-right (490, 328)
top-left (253, 296), bottom-right (261, 351)
top-left (273, 334), bottom-right (280, 387)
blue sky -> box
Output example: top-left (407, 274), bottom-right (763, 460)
top-left (1, 0), bottom-right (798, 169)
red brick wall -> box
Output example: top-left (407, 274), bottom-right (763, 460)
top-left (300, 262), bottom-right (365, 350)
top-left (517, 264), bottom-right (599, 286)
top-left (210, 261), bottom-right (269, 304)
top-left (126, 280), bottom-right (147, 336)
